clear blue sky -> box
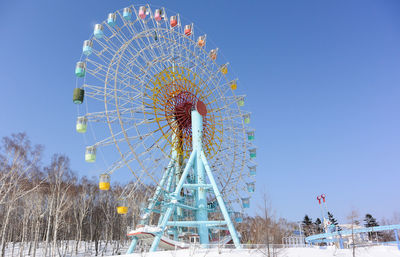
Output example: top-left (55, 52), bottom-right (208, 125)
top-left (0, 0), bottom-right (399, 224)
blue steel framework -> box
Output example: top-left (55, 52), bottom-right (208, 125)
top-left (305, 224), bottom-right (400, 250)
top-left (126, 109), bottom-right (241, 253)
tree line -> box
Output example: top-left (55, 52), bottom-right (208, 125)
top-left (0, 133), bottom-right (155, 257)
top-left (0, 133), bottom-right (296, 257)
top-left (301, 212), bottom-right (397, 242)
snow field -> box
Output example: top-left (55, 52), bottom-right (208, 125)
top-left (112, 246), bottom-right (400, 257)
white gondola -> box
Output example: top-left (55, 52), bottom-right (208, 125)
top-left (85, 146), bottom-right (96, 162)
top-left (107, 13), bottom-right (116, 26)
top-left (82, 40), bottom-right (93, 55)
top-left (123, 7), bottom-right (132, 20)
top-left (93, 24), bottom-right (104, 39)
top-left (75, 61), bottom-right (86, 77)
top-left (76, 116), bottom-right (88, 133)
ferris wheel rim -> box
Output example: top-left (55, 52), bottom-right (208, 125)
top-left (74, 3), bottom-right (256, 209)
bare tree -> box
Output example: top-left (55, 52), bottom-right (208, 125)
top-left (46, 155), bottom-right (75, 257)
top-left (259, 193), bottom-right (272, 257)
top-left (347, 209), bottom-right (359, 257)
top-left (73, 177), bottom-right (96, 254)
top-left (0, 133), bottom-right (43, 257)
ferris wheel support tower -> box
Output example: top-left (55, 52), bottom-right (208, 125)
top-left (127, 106), bottom-right (242, 253)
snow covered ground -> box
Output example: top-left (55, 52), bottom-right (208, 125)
top-left (112, 246), bottom-right (400, 257)
top-left (3, 242), bottom-right (399, 256)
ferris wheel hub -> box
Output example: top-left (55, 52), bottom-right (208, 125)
top-left (196, 100), bottom-right (207, 116)
top-left (171, 91), bottom-right (197, 130)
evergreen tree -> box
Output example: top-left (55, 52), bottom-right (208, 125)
top-left (364, 213), bottom-right (379, 227)
top-left (314, 218), bottom-right (323, 233)
top-left (327, 211), bottom-right (341, 231)
top-left (302, 215), bottom-right (313, 236)
top-left (364, 213), bottom-right (381, 241)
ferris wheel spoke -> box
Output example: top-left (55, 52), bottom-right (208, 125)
top-left (102, 151), bottom-right (135, 175)
top-left (91, 36), bottom-right (120, 57)
top-left (85, 113), bottom-right (146, 126)
top-left (127, 25), bottom-right (164, 63)
top-left (203, 74), bottom-right (225, 96)
top-left (94, 127), bottom-right (158, 148)
top-left (84, 84), bottom-right (143, 103)
top-left (220, 95), bottom-right (246, 107)
top-left (86, 59), bottom-right (126, 81)
top-left (104, 22), bottom-right (130, 48)
top-left (92, 52), bottom-right (138, 80)
top-left (92, 36), bottom-right (123, 60)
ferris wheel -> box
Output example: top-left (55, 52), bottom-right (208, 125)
top-left (73, 4), bottom-right (257, 251)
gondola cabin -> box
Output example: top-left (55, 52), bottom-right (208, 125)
top-left (85, 146), bottom-right (96, 163)
top-left (99, 174), bottom-right (110, 191)
top-left (184, 25), bottom-right (192, 36)
top-left (139, 6), bottom-right (147, 19)
top-left (170, 16), bottom-right (178, 27)
top-left (247, 130), bottom-right (255, 141)
top-left (209, 49), bottom-right (218, 60)
top-left (82, 40), bottom-right (93, 56)
top-left (73, 88), bottom-right (85, 104)
top-left (154, 9), bottom-right (163, 21)
top-left (117, 199), bottom-right (128, 214)
top-left (76, 116), bottom-right (88, 133)
top-left (243, 114), bottom-right (250, 124)
top-left (229, 80), bottom-right (237, 90)
top-left (249, 166), bottom-right (256, 176)
top-left (123, 7), bottom-right (132, 20)
top-left (220, 64), bottom-right (228, 75)
top-left (247, 182), bottom-right (255, 193)
top-left (234, 212), bottom-right (243, 223)
top-left (242, 197), bottom-right (250, 208)
top-left (197, 35), bottom-right (206, 47)
top-left (93, 24), bottom-right (104, 39)
top-left (237, 96), bottom-right (245, 106)
top-left (75, 62), bottom-right (86, 78)
top-left (249, 148), bottom-right (256, 159)
top-left (107, 13), bottom-right (116, 27)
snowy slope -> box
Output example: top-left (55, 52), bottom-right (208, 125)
top-left (111, 246), bottom-right (400, 257)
